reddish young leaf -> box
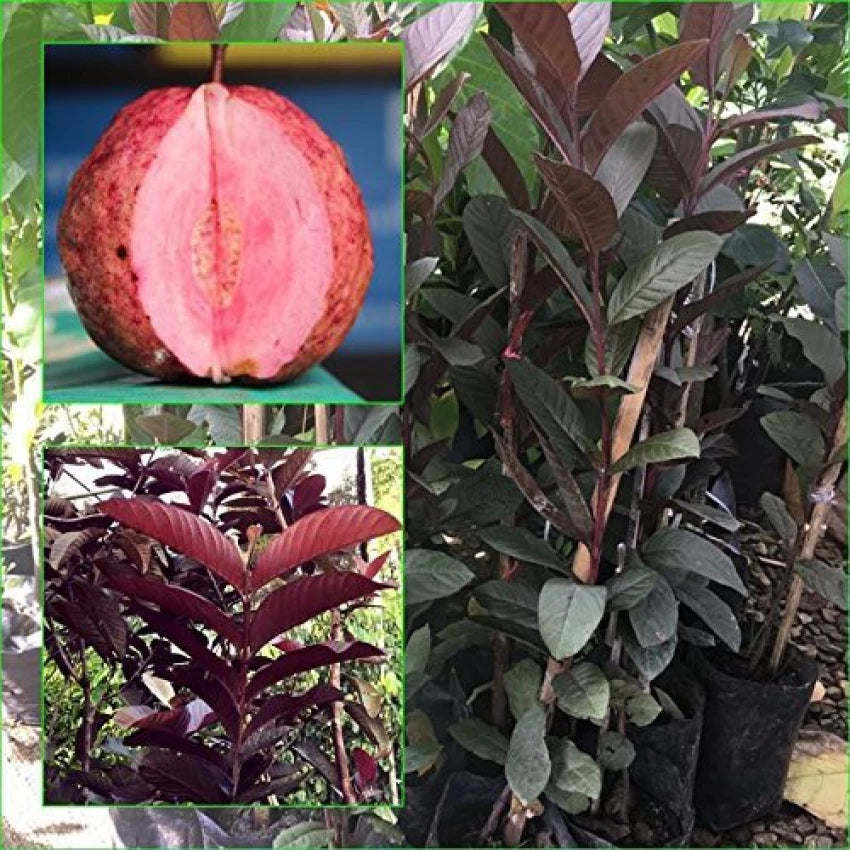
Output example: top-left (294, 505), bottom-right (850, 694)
top-left (700, 135), bottom-right (820, 192)
top-left (71, 582), bottom-right (127, 659)
top-left (246, 641), bottom-right (383, 700)
top-left (250, 573), bottom-right (390, 653)
top-left (103, 571), bottom-right (241, 646)
top-left (679, 3), bottom-right (734, 90)
top-left (435, 91), bottom-right (491, 204)
top-left (243, 684), bottom-right (343, 740)
top-left (115, 704), bottom-right (194, 736)
top-left (533, 154), bottom-right (618, 254)
top-left (124, 728), bottom-right (227, 770)
top-left (48, 599), bottom-right (114, 663)
top-left (577, 53), bottom-right (622, 118)
top-left (582, 40), bottom-right (710, 171)
top-left (187, 470), bottom-right (213, 515)
top-left (168, 1), bottom-right (219, 40)
top-left (250, 505), bottom-right (400, 590)
top-left (360, 550), bottom-right (391, 580)
top-left (101, 497), bottom-right (245, 592)
top-left (352, 747), bottom-right (378, 785)
top-left (496, 3), bottom-right (582, 95)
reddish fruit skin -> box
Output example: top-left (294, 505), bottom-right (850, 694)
top-left (57, 85), bottom-right (374, 384)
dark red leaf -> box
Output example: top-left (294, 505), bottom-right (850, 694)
top-left (138, 749), bottom-right (227, 803)
top-left (484, 34), bottom-right (572, 162)
top-left (663, 209), bottom-right (755, 239)
top-left (48, 599), bottom-right (114, 662)
top-left (71, 582), bottom-right (127, 659)
top-left (124, 728), bottom-right (227, 771)
top-left (239, 724), bottom-right (294, 762)
top-left (250, 573), bottom-right (390, 653)
top-left (128, 603), bottom-right (235, 692)
top-left (669, 262), bottom-right (774, 337)
top-left (274, 638), bottom-right (305, 653)
top-left (101, 497), bottom-right (245, 592)
top-left (187, 470), bottom-right (213, 514)
top-left (293, 474), bottom-right (326, 517)
top-left (435, 91), bottom-right (491, 204)
top-left (481, 126), bottom-right (531, 211)
top-left (577, 53), bottom-right (622, 118)
top-left (272, 449), bottom-right (314, 498)
top-left (679, 3), bottom-right (733, 89)
top-left (533, 154), bottom-right (618, 254)
top-left (496, 3), bottom-right (582, 94)
top-left (719, 100), bottom-right (821, 133)
top-left (352, 747), bottom-right (378, 785)
top-left (582, 40), bottom-right (710, 171)
top-left (168, 1), bottom-right (219, 40)
top-left (48, 513), bottom-right (112, 532)
top-left (115, 704), bottom-right (191, 736)
top-left (103, 571), bottom-right (241, 646)
top-left (163, 666), bottom-right (240, 741)
top-left (360, 551), bottom-right (391, 580)
top-left (700, 135), bottom-right (820, 192)
top-left (243, 684), bottom-right (342, 741)
top-left (234, 765), bottom-right (312, 803)
top-left (251, 505), bottom-right (400, 590)
top-left (246, 641), bottom-right (383, 700)
top-left (695, 407), bottom-right (746, 435)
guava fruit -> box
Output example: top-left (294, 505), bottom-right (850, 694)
top-left (58, 83), bottom-right (373, 384)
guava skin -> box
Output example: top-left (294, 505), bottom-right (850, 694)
top-left (57, 84), bottom-right (374, 384)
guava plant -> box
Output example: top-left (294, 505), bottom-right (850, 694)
top-left (44, 447), bottom-right (401, 805)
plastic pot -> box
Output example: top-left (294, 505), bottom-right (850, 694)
top-left (628, 661), bottom-right (706, 845)
top-left (688, 646), bottom-right (817, 831)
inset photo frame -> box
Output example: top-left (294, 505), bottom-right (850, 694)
top-left (43, 42), bottom-right (403, 405)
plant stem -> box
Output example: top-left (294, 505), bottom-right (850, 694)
top-left (211, 44), bottom-right (227, 84)
top-left (314, 405), bottom-right (330, 443)
top-left (480, 783), bottom-right (512, 843)
top-left (242, 406), bottom-right (267, 443)
top-left (769, 404), bottom-right (846, 673)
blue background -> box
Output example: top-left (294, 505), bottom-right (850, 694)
top-left (44, 45), bottom-right (402, 367)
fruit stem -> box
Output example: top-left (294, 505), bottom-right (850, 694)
top-left (211, 44), bottom-right (227, 85)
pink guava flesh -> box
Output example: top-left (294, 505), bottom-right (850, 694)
top-left (58, 84), bottom-right (373, 384)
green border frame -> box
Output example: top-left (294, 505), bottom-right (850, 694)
top-left (40, 37), bottom-right (407, 407)
top-left (38, 442), bottom-right (407, 811)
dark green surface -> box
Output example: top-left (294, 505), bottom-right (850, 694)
top-left (45, 309), bottom-right (362, 404)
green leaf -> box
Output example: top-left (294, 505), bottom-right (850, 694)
top-left (594, 121), bottom-right (657, 217)
top-left (569, 376), bottom-right (638, 398)
top-left (474, 580), bottom-right (539, 630)
top-left (629, 573), bottom-right (679, 647)
top-left (672, 499), bottom-right (741, 533)
top-left (794, 258), bottom-right (844, 323)
top-left (506, 705), bottom-right (551, 804)
top-left (406, 256), bottom-right (439, 297)
top-left (538, 579), bottom-right (607, 660)
top-left (553, 662), bottom-right (610, 722)
top-left (759, 2), bottom-right (809, 21)
top-left (608, 231), bottom-right (724, 324)
top-left (449, 718), bottom-right (509, 764)
top-left (623, 691), bottom-right (663, 727)
top-left (3, 6), bottom-right (41, 178)
top-left (504, 659), bottom-right (543, 722)
top-left (585, 318), bottom-right (640, 379)
top-left (405, 345), bottom-right (421, 394)
top-left (795, 559), bottom-right (848, 611)
top-left (612, 428), bottom-right (701, 474)
top-left (133, 414), bottom-right (198, 444)
top-left (622, 631), bottom-right (676, 681)
top-left (462, 194), bottom-right (515, 287)
top-left (674, 585), bottom-right (741, 651)
top-left (642, 528), bottom-right (747, 595)
top-left (479, 526), bottom-right (570, 573)
top-left (598, 731), bottom-right (636, 771)
top-left (760, 492), bottom-right (798, 544)
top-left (406, 625), bottom-right (431, 677)
top-left (760, 410), bottom-right (826, 469)
top-left (835, 286), bottom-right (847, 333)
top-left (782, 317), bottom-right (845, 386)
top-left (272, 823), bottom-right (333, 849)
top-left (549, 739), bottom-right (601, 798)
top-left (545, 783), bottom-right (591, 814)
top-left (187, 405), bottom-right (241, 444)
top-left (508, 358), bottom-right (594, 465)
top-left (406, 550), bottom-right (475, 605)
top-left (511, 211), bottom-right (595, 323)
top-left (606, 563), bottom-right (659, 610)
top-left (221, 1), bottom-right (293, 40)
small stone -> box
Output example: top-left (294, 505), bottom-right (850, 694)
top-left (631, 822), bottom-right (653, 845)
top-left (754, 542), bottom-right (769, 556)
top-left (803, 836), bottom-right (832, 848)
top-left (822, 609), bottom-right (837, 624)
top-left (798, 612), bottom-right (813, 625)
top-left (753, 831), bottom-right (777, 846)
top-left (731, 826), bottom-right (752, 843)
top-left (794, 817), bottom-right (816, 837)
top-left (692, 827), bottom-right (720, 846)
top-left (826, 686), bottom-right (843, 700)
